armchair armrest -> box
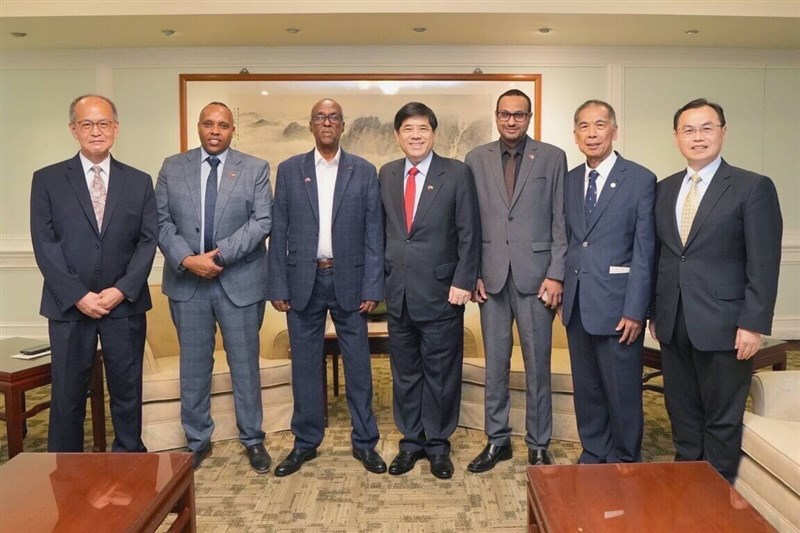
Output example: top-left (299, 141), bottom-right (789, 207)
top-left (749, 371), bottom-right (800, 421)
top-left (142, 339), bottom-right (159, 376)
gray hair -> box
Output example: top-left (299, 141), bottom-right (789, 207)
top-left (69, 94), bottom-right (118, 122)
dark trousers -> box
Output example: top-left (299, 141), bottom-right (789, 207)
top-left (388, 300), bottom-right (464, 456)
top-left (287, 268), bottom-right (379, 451)
top-left (566, 292), bottom-right (643, 464)
top-left (661, 303), bottom-right (752, 483)
top-left (48, 314), bottom-right (147, 452)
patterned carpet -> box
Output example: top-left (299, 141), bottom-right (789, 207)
top-left (2, 350), bottom-right (798, 532)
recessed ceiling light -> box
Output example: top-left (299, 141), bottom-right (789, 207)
top-left (260, 90), bottom-right (269, 96)
top-left (413, 27), bottom-right (427, 33)
top-left (286, 28), bottom-right (300, 34)
top-left (161, 29), bottom-right (175, 37)
top-left (11, 32), bottom-right (27, 38)
top-left (685, 29), bottom-right (699, 35)
top-left (537, 27), bottom-right (552, 34)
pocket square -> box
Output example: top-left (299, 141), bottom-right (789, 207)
top-left (304, 177), bottom-right (311, 183)
top-left (609, 266), bottom-right (630, 274)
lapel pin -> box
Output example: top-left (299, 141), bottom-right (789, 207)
top-left (610, 182), bottom-right (617, 188)
top-left (426, 185), bottom-right (434, 190)
top-left (304, 177), bottom-right (311, 183)
top-left (228, 171), bottom-right (236, 179)
top-left (528, 154), bottom-right (535, 160)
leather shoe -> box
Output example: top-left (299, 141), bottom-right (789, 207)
top-left (429, 454), bottom-right (454, 479)
top-left (353, 448), bottom-right (387, 474)
top-left (246, 443), bottom-right (272, 474)
top-left (528, 449), bottom-right (551, 465)
top-left (274, 448), bottom-right (317, 477)
top-left (191, 443), bottom-right (212, 470)
top-left (467, 442), bottom-right (513, 473)
top-left (388, 450), bottom-right (425, 476)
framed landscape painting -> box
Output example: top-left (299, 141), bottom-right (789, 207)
top-left (180, 73), bottom-right (541, 170)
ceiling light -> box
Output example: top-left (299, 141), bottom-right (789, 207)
top-left (413, 27), bottom-right (427, 33)
top-left (685, 29), bottom-right (699, 35)
top-left (260, 90), bottom-right (269, 96)
top-left (161, 29), bottom-right (175, 37)
top-left (537, 27), bottom-right (552, 34)
top-left (286, 28), bottom-right (300, 34)
top-left (11, 32), bottom-right (27, 38)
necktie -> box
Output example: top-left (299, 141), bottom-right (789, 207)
top-left (404, 166), bottom-right (419, 233)
top-left (680, 173), bottom-right (701, 245)
top-left (204, 156), bottom-right (221, 252)
top-left (584, 169), bottom-right (599, 224)
top-left (504, 149), bottom-right (517, 202)
top-left (90, 165), bottom-right (106, 231)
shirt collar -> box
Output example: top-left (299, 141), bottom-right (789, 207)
top-left (500, 136), bottom-right (527, 154)
top-left (685, 156), bottom-right (721, 184)
top-left (315, 147), bottom-right (341, 167)
top-left (404, 151), bottom-right (433, 177)
top-left (586, 151), bottom-right (618, 180)
top-left (201, 147), bottom-right (229, 166)
top-left (79, 153), bottom-right (111, 176)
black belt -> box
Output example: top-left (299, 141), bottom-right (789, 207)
top-left (316, 258), bottom-right (334, 270)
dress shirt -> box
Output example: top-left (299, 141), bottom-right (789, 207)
top-left (403, 151), bottom-right (433, 218)
top-left (200, 147), bottom-right (228, 253)
top-left (79, 153), bottom-right (110, 192)
top-left (674, 156), bottom-right (721, 230)
top-left (315, 147), bottom-right (340, 259)
top-left (584, 151), bottom-right (618, 201)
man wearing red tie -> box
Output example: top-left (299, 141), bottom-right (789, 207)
top-left (379, 102), bottom-right (481, 479)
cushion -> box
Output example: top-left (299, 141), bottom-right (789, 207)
top-left (741, 412), bottom-right (800, 496)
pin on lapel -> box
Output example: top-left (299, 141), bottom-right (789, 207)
top-left (228, 171), bottom-right (236, 179)
top-left (426, 185), bottom-right (434, 190)
top-left (304, 177), bottom-right (311, 183)
top-left (610, 182), bottom-right (617, 188)
top-left (528, 154), bottom-right (535, 160)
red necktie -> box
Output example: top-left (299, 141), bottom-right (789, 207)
top-left (404, 166), bottom-right (419, 233)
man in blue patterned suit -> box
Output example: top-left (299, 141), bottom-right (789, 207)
top-left (268, 99), bottom-right (386, 476)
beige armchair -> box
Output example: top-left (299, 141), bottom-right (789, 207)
top-left (460, 301), bottom-right (578, 442)
top-left (141, 286), bottom-right (293, 451)
top-left (735, 370), bottom-right (800, 532)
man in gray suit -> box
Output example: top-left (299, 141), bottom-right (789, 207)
top-left (465, 89), bottom-right (566, 472)
top-left (267, 98), bottom-right (386, 476)
top-left (156, 102), bottom-right (273, 472)
top-left (562, 100), bottom-right (656, 464)
top-left (650, 98), bottom-right (782, 482)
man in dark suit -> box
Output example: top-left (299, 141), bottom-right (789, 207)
top-left (267, 98), bottom-right (386, 476)
top-left (30, 94), bottom-right (157, 452)
top-left (156, 102), bottom-right (273, 472)
top-left (650, 98), bottom-right (782, 483)
top-left (465, 90), bottom-right (566, 472)
top-left (380, 102), bottom-right (481, 479)
top-left (561, 100), bottom-right (656, 464)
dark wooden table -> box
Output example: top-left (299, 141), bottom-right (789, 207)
top-left (1, 452), bottom-right (195, 532)
top-left (527, 462), bottom-right (775, 532)
top-left (0, 337), bottom-right (106, 458)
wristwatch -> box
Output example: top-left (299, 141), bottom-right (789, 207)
top-left (212, 252), bottom-right (226, 267)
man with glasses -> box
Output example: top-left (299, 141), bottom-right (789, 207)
top-left (30, 94), bottom-right (157, 452)
top-left (156, 102), bottom-right (273, 472)
top-left (650, 98), bottom-right (782, 483)
top-left (465, 89), bottom-right (567, 472)
top-left (268, 98), bottom-right (386, 476)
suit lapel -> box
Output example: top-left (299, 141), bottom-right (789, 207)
top-left (100, 156), bottom-right (124, 237)
top-left (410, 153), bottom-right (444, 235)
top-left (511, 137), bottom-right (537, 209)
top-left (215, 149), bottom-right (242, 227)
top-left (568, 164), bottom-right (589, 237)
top-left (683, 161), bottom-right (732, 249)
top-left (487, 141), bottom-right (509, 208)
top-left (182, 149), bottom-right (203, 226)
top-left (388, 160), bottom-right (407, 235)
top-left (331, 150), bottom-right (353, 224)
top-left (586, 154), bottom-right (627, 233)
top-left (65, 154), bottom-right (100, 235)
top-left (302, 150), bottom-right (320, 224)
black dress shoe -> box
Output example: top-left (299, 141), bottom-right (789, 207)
top-left (528, 449), bottom-right (551, 465)
top-left (388, 450), bottom-right (425, 476)
top-left (429, 454), bottom-right (454, 479)
top-left (191, 443), bottom-right (212, 470)
top-left (353, 448), bottom-right (387, 474)
top-left (246, 443), bottom-right (272, 474)
top-left (274, 448), bottom-right (317, 477)
top-left (467, 442), bottom-right (513, 473)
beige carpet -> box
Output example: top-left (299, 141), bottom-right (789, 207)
top-left (2, 351), bottom-right (798, 532)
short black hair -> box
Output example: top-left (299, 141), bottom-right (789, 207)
top-left (200, 101), bottom-right (233, 120)
top-left (573, 100), bottom-right (617, 128)
top-left (673, 98), bottom-right (726, 130)
top-left (496, 89), bottom-right (531, 113)
top-left (394, 102), bottom-right (438, 131)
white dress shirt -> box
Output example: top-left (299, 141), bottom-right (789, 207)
top-left (315, 147), bottom-right (340, 259)
top-left (403, 151), bottom-right (433, 218)
top-left (79, 153), bottom-right (110, 191)
top-left (200, 147), bottom-right (228, 253)
top-left (674, 156), bottom-right (721, 230)
top-left (583, 151), bottom-right (617, 201)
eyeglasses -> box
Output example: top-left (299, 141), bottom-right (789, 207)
top-left (73, 120), bottom-right (116, 132)
top-left (311, 113), bottom-right (343, 124)
top-left (495, 111), bottom-right (530, 122)
top-left (677, 124), bottom-right (722, 138)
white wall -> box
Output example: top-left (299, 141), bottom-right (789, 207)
top-left (1, 45), bottom-right (798, 338)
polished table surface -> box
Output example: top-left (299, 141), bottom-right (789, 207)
top-left (526, 462), bottom-right (775, 532)
top-left (0, 336), bottom-right (52, 375)
top-left (1, 452), bottom-right (195, 532)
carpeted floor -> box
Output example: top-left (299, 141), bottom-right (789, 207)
top-left (2, 350), bottom-right (798, 532)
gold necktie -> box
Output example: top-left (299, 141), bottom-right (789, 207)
top-left (679, 173), bottom-right (701, 245)
top-left (90, 165), bottom-right (107, 230)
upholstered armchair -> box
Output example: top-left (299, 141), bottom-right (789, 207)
top-left (141, 285), bottom-right (293, 451)
top-left (735, 370), bottom-right (800, 532)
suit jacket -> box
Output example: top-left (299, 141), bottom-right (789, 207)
top-left (155, 147), bottom-right (272, 307)
top-left (652, 159), bottom-right (782, 351)
top-left (380, 152), bottom-right (480, 322)
top-left (561, 153), bottom-right (656, 335)
top-left (266, 149), bottom-right (384, 312)
top-left (464, 136), bottom-right (567, 294)
top-left (30, 153), bottom-right (157, 320)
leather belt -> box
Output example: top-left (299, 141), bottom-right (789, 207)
top-left (316, 258), bottom-right (334, 270)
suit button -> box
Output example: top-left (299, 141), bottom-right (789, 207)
top-left (676, 283), bottom-right (680, 288)
top-left (195, 227), bottom-right (200, 233)
top-left (574, 269), bottom-right (578, 274)
top-left (508, 216), bottom-right (513, 221)
top-left (680, 256), bottom-right (686, 262)
top-left (94, 269), bottom-right (101, 274)
top-left (95, 244), bottom-right (100, 250)
top-left (582, 242), bottom-right (588, 248)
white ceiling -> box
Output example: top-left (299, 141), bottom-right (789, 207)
top-left (1, 1), bottom-right (799, 50)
